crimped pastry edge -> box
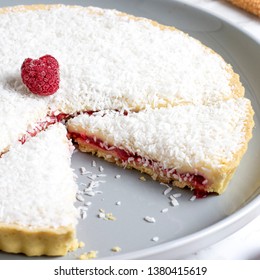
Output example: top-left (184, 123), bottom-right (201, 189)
top-left (0, 223), bottom-right (76, 256)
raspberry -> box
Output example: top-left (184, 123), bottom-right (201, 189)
top-left (21, 54), bottom-right (60, 96)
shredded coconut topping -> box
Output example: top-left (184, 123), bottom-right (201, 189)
top-left (0, 124), bottom-right (78, 228)
top-left (68, 98), bottom-right (252, 171)
top-left (0, 91), bottom-right (48, 153)
top-left (0, 5), bottom-right (235, 121)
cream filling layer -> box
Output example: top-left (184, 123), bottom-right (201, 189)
top-left (69, 131), bottom-right (211, 197)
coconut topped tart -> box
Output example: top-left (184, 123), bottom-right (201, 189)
top-left (0, 4), bottom-right (254, 257)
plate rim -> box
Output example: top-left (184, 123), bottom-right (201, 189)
top-left (104, 194), bottom-right (260, 259)
top-left (171, 0), bottom-right (260, 46)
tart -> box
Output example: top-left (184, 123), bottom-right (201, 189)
top-left (0, 4), bottom-right (255, 257)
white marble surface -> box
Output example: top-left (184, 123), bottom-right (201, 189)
top-left (180, 0), bottom-right (260, 260)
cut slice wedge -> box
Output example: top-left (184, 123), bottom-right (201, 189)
top-left (67, 98), bottom-right (254, 195)
top-left (0, 123), bottom-right (78, 256)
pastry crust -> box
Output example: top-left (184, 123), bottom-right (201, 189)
top-left (0, 223), bottom-right (75, 256)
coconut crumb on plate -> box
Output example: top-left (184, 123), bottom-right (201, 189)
top-left (170, 196), bottom-right (179, 207)
top-left (139, 176), bottom-right (147, 181)
top-left (79, 251), bottom-right (98, 260)
top-left (161, 208), bottom-right (169, 213)
top-left (163, 187), bottom-right (172, 195)
top-left (144, 216), bottom-right (156, 223)
top-left (78, 241), bottom-right (85, 249)
top-left (151, 236), bottom-right (159, 242)
top-left (97, 209), bottom-right (116, 221)
top-left (111, 246), bottom-right (122, 252)
top-left (76, 193), bottom-right (85, 202)
top-left (80, 166), bottom-right (91, 175)
top-left (106, 213), bottom-right (116, 221)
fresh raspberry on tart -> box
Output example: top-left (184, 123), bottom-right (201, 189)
top-left (21, 55), bottom-right (60, 96)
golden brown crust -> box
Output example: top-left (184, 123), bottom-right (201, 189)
top-left (227, 0), bottom-right (260, 17)
top-left (0, 223), bottom-right (76, 256)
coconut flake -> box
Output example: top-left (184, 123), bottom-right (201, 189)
top-left (151, 236), bottom-right (159, 242)
top-left (139, 176), bottom-right (147, 182)
top-left (172, 193), bottom-right (182, 198)
top-left (84, 201), bottom-right (92, 207)
top-left (98, 212), bottom-right (106, 219)
top-left (170, 196), bottom-right (179, 207)
top-left (87, 174), bottom-right (97, 180)
top-left (163, 187), bottom-right (172, 196)
top-left (80, 167), bottom-right (91, 175)
top-left (76, 194), bottom-right (85, 202)
top-left (97, 174), bottom-right (107, 177)
top-left (144, 216), bottom-right (156, 223)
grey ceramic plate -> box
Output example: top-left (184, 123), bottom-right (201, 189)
top-left (0, 0), bottom-right (259, 260)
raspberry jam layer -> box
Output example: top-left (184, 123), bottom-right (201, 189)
top-left (19, 111), bottom-right (97, 144)
top-left (69, 132), bottom-right (209, 197)
top-left (19, 113), bottom-right (69, 144)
